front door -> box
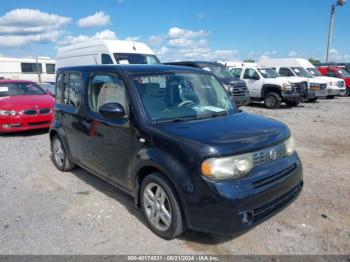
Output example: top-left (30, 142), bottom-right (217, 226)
top-left (243, 68), bottom-right (262, 97)
top-left (80, 72), bottom-right (134, 189)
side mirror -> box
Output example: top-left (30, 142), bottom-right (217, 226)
top-left (99, 102), bottom-right (126, 120)
top-left (46, 89), bottom-right (53, 97)
top-left (252, 74), bottom-right (260, 80)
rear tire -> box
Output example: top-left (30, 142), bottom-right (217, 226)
top-left (264, 92), bottom-right (282, 109)
top-left (140, 172), bottom-right (185, 239)
top-left (285, 101), bottom-right (300, 107)
top-left (51, 135), bottom-right (76, 171)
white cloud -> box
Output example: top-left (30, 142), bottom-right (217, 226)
top-left (59, 29), bottom-right (117, 45)
top-left (149, 26), bottom-right (238, 61)
top-left (288, 51), bottom-right (297, 57)
top-left (125, 36), bottom-right (141, 42)
top-left (0, 9), bottom-right (71, 48)
top-left (77, 11), bottom-right (110, 28)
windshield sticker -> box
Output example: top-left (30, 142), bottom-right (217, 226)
top-left (119, 60), bottom-right (130, 64)
top-left (204, 106), bottom-right (225, 112)
top-left (0, 86), bottom-right (9, 92)
top-left (202, 67), bottom-right (211, 72)
top-left (294, 69), bottom-right (300, 73)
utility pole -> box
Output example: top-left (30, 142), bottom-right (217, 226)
top-left (326, 0), bottom-right (346, 63)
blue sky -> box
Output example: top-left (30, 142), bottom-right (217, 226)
top-left (0, 0), bottom-right (349, 62)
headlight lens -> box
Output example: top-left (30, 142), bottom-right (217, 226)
top-left (284, 136), bottom-right (296, 156)
top-left (201, 153), bottom-right (254, 180)
top-left (0, 110), bottom-right (17, 116)
top-left (282, 83), bottom-right (292, 91)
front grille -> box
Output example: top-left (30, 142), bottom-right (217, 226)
top-left (320, 84), bottom-right (327, 90)
top-left (252, 182), bottom-right (302, 223)
top-left (253, 143), bottom-right (286, 167)
top-left (229, 83), bottom-right (248, 96)
top-left (338, 81), bottom-right (344, 87)
top-left (253, 164), bottom-right (296, 188)
top-left (28, 121), bottom-right (50, 126)
top-left (39, 108), bottom-right (50, 114)
top-left (23, 109), bottom-right (37, 116)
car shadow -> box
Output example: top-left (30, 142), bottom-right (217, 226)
top-left (0, 128), bottom-right (49, 137)
top-left (246, 102), bottom-right (306, 110)
top-left (67, 165), bottom-right (237, 244)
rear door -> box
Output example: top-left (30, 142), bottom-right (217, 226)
top-left (55, 71), bottom-right (85, 162)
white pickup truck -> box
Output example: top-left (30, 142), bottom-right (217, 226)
top-left (230, 66), bottom-right (304, 109)
top-left (259, 58), bottom-right (346, 98)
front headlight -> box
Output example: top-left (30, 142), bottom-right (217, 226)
top-left (0, 110), bottom-right (17, 116)
top-left (201, 153), bottom-right (254, 180)
top-left (282, 83), bottom-right (293, 91)
top-left (284, 136), bottom-right (295, 156)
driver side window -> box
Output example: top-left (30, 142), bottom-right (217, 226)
top-left (88, 74), bottom-right (127, 113)
top-left (243, 69), bottom-right (259, 80)
top-left (279, 67), bottom-right (294, 77)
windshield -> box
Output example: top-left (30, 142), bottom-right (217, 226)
top-left (0, 82), bottom-right (46, 97)
top-left (114, 53), bottom-right (161, 65)
top-left (337, 69), bottom-right (350, 78)
top-left (258, 68), bottom-right (280, 78)
top-left (132, 72), bottom-right (235, 122)
top-left (291, 67), bottom-right (313, 78)
top-left (199, 63), bottom-right (235, 79)
top-left (307, 68), bottom-right (322, 77)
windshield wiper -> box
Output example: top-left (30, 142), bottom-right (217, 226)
top-left (197, 110), bottom-right (228, 120)
top-left (154, 116), bottom-right (198, 124)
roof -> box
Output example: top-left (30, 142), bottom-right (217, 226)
top-left (57, 64), bottom-right (210, 74)
top-left (0, 79), bottom-right (35, 83)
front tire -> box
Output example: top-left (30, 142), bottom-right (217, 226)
top-left (345, 89), bottom-right (350, 96)
top-left (264, 92), bottom-right (282, 109)
top-left (327, 95), bottom-right (335, 99)
top-left (51, 135), bottom-right (76, 171)
top-left (307, 97), bottom-right (318, 102)
top-left (140, 173), bottom-right (185, 239)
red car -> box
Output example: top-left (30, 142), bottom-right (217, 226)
top-left (0, 80), bottom-right (54, 133)
top-left (317, 66), bottom-right (350, 96)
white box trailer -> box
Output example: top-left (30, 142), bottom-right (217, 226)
top-left (56, 39), bottom-right (160, 69)
top-left (0, 57), bottom-right (56, 83)
top-left (259, 58), bottom-right (346, 97)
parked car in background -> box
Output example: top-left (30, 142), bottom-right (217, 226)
top-left (50, 64), bottom-right (303, 239)
top-left (317, 66), bottom-right (350, 96)
top-left (56, 39), bottom-right (161, 69)
top-left (0, 57), bottom-right (56, 83)
top-left (318, 63), bottom-right (350, 74)
top-left (259, 58), bottom-right (346, 98)
top-left (0, 80), bottom-right (54, 133)
top-left (165, 61), bottom-right (250, 107)
top-left (230, 65), bottom-right (303, 108)
top-left (38, 82), bottom-right (56, 97)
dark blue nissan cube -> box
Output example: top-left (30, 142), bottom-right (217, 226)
top-left (50, 65), bottom-right (303, 239)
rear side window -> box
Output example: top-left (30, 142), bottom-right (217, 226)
top-left (21, 63), bottom-right (42, 73)
top-left (56, 72), bottom-right (82, 108)
top-left (279, 67), bottom-right (294, 77)
top-left (46, 64), bottom-right (56, 74)
top-left (88, 74), bottom-right (127, 113)
top-left (243, 69), bottom-right (259, 80)
top-left (101, 54), bottom-right (114, 64)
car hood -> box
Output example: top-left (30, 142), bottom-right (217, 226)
top-left (278, 76), bottom-right (308, 83)
top-left (154, 112), bottom-right (290, 158)
top-left (0, 94), bottom-right (54, 110)
top-left (314, 76), bottom-right (344, 84)
top-left (221, 77), bottom-right (246, 85)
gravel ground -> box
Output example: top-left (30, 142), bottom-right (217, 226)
top-left (0, 97), bottom-right (349, 255)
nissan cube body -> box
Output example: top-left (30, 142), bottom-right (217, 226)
top-left (50, 65), bottom-right (303, 239)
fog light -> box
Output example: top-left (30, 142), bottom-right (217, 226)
top-left (2, 124), bottom-right (10, 129)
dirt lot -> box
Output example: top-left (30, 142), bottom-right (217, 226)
top-left (0, 97), bottom-right (349, 255)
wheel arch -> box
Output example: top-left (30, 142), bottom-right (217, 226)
top-left (262, 84), bottom-right (282, 98)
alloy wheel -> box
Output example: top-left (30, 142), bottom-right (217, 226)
top-left (53, 138), bottom-right (65, 168)
top-left (143, 183), bottom-right (172, 231)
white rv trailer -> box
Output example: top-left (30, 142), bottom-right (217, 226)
top-left (0, 57), bottom-right (56, 83)
top-left (56, 39), bottom-right (161, 68)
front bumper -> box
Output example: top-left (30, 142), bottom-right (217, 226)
top-left (327, 88), bottom-right (342, 96)
top-left (233, 95), bottom-right (250, 107)
top-left (281, 92), bottom-right (302, 102)
top-left (184, 153), bottom-right (303, 235)
top-left (0, 113), bottom-right (53, 133)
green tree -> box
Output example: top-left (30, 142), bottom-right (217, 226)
top-left (308, 58), bottom-right (321, 66)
